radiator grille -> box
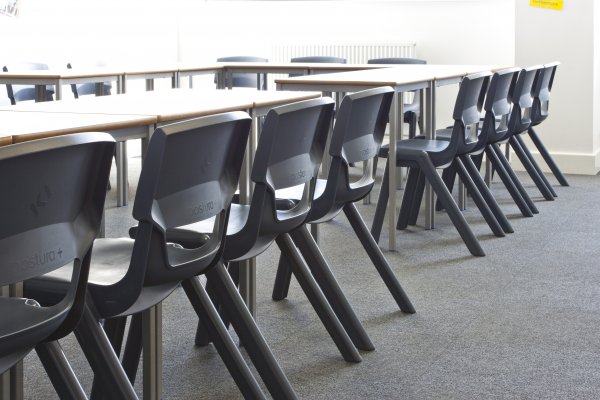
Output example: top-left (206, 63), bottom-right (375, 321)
top-left (270, 42), bottom-right (416, 64)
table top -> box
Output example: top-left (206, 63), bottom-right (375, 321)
top-left (0, 88), bottom-right (320, 122)
top-left (275, 65), bottom-right (506, 87)
top-left (0, 111), bottom-right (156, 143)
top-left (0, 68), bottom-right (124, 80)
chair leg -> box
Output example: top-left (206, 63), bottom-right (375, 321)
top-left (453, 158), bottom-right (505, 237)
top-left (461, 155), bottom-right (513, 234)
top-left (343, 202), bottom-right (416, 313)
top-left (291, 226), bottom-right (374, 351)
top-left (35, 341), bottom-right (88, 400)
top-left (436, 163), bottom-right (457, 212)
top-left (371, 160), bottom-right (390, 242)
top-left (484, 146), bottom-right (532, 217)
top-left (407, 169), bottom-right (426, 226)
top-left (181, 276), bottom-right (266, 400)
top-left (514, 134), bottom-right (558, 197)
top-left (90, 317), bottom-right (127, 399)
top-left (206, 262), bottom-right (299, 400)
top-left (272, 254), bottom-right (294, 301)
top-left (509, 136), bottom-right (555, 200)
top-left (528, 127), bottom-right (569, 186)
top-left (275, 233), bottom-right (362, 363)
top-left (491, 143), bottom-right (539, 214)
top-left (193, 276), bottom-right (221, 347)
top-left (397, 167), bottom-right (420, 230)
top-left (418, 155), bottom-right (485, 257)
top-left (122, 313), bottom-right (143, 385)
top-left (74, 298), bottom-right (138, 399)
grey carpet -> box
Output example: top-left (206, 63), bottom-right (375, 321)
top-left (20, 151), bottom-right (600, 399)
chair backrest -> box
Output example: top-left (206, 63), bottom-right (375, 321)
top-left (508, 65), bottom-right (542, 135)
top-left (66, 62), bottom-right (112, 98)
top-left (3, 63), bottom-right (54, 104)
top-left (115, 112), bottom-right (252, 294)
top-left (445, 71), bottom-right (491, 156)
top-left (289, 56), bottom-right (347, 77)
top-left (481, 67), bottom-right (520, 144)
top-left (531, 61), bottom-right (559, 126)
top-left (309, 87), bottom-right (394, 221)
top-left (216, 56), bottom-right (268, 89)
top-left (0, 132), bottom-right (114, 345)
top-left (227, 97), bottom-right (334, 260)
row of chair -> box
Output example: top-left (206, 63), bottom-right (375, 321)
top-left (370, 63), bottom-right (566, 257)
top-left (1, 86), bottom-right (415, 399)
top-left (3, 62), bottom-right (112, 104)
top-left (218, 55), bottom-right (425, 137)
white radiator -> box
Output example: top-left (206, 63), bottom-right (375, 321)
top-left (270, 42), bottom-right (417, 64)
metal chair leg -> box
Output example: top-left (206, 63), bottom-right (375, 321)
top-left (74, 299), bottom-right (138, 399)
top-left (181, 276), bottom-right (266, 400)
top-left (291, 226), bottom-right (374, 351)
top-left (343, 203), bottom-right (416, 313)
top-left (454, 158), bottom-right (505, 237)
top-left (528, 127), bottom-right (569, 186)
top-left (491, 143), bottom-right (539, 214)
top-left (509, 136), bottom-right (555, 200)
top-left (275, 234), bottom-right (362, 363)
top-left (418, 155), bottom-right (485, 257)
top-left (122, 313), bottom-right (143, 385)
top-left (90, 317), bottom-right (127, 399)
top-left (371, 160), bottom-right (390, 242)
top-left (407, 169), bottom-right (426, 226)
top-left (272, 254), bottom-right (294, 301)
top-left (206, 262), bottom-right (299, 400)
top-left (396, 167), bottom-right (420, 230)
top-left (461, 155), bottom-right (513, 234)
top-left (514, 134), bottom-right (557, 197)
top-left (35, 341), bottom-right (88, 400)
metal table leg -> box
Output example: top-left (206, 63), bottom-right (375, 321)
top-left (387, 92), bottom-right (401, 251)
top-left (142, 303), bottom-right (162, 400)
top-left (424, 82), bottom-right (436, 230)
top-left (237, 110), bottom-right (259, 315)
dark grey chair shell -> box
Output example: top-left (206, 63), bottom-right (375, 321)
top-left (2, 132), bottom-right (114, 398)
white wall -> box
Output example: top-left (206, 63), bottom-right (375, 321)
top-left (177, 0), bottom-right (515, 129)
top-left (1, 0), bottom-right (516, 129)
top-left (515, 1), bottom-right (600, 175)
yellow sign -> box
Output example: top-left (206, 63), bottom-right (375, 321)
top-left (530, 0), bottom-right (563, 10)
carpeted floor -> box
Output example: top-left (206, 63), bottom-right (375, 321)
top-left (21, 151), bottom-right (600, 399)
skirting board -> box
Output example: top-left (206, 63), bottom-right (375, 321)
top-left (507, 147), bottom-right (600, 176)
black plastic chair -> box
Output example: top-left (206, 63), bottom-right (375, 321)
top-left (216, 56), bottom-right (268, 89)
top-left (24, 112), bottom-right (277, 399)
top-left (371, 72), bottom-right (492, 257)
top-left (402, 68), bottom-right (524, 236)
top-left (525, 61), bottom-right (568, 187)
top-left (171, 97), bottom-right (366, 398)
top-left (1, 132), bottom-right (114, 398)
top-left (66, 62), bottom-right (112, 98)
top-left (368, 57), bottom-right (427, 138)
top-left (502, 65), bottom-right (556, 203)
top-left (270, 87), bottom-right (415, 352)
top-left (3, 63), bottom-right (54, 104)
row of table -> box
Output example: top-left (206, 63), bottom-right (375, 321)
top-left (0, 61), bottom-right (398, 102)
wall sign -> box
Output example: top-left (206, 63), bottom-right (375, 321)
top-left (530, 0), bottom-right (563, 10)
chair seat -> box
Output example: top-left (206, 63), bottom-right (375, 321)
top-left (403, 102), bottom-right (420, 115)
top-left (0, 297), bottom-right (67, 370)
top-left (275, 181), bottom-right (326, 203)
top-left (379, 138), bottom-right (451, 166)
